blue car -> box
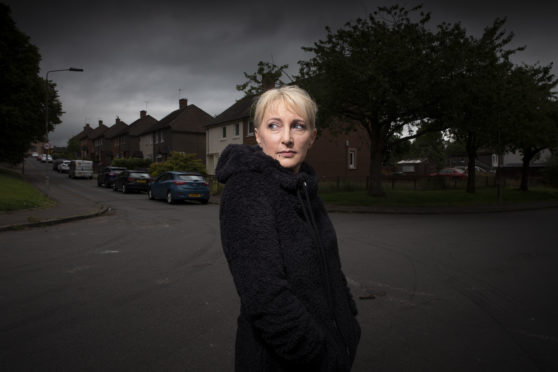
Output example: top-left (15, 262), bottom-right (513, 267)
top-left (148, 171), bottom-right (210, 204)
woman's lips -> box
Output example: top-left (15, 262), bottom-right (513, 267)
top-left (278, 151), bottom-right (296, 158)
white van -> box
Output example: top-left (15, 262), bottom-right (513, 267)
top-left (69, 160), bottom-right (93, 179)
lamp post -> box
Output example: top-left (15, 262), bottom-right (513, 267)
top-left (44, 67), bottom-right (84, 197)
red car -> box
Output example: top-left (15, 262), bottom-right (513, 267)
top-left (429, 167), bottom-right (467, 178)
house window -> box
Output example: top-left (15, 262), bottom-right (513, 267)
top-left (234, 123), bottom-right (240, 137)
top-left (348, 148), bottom-right (357, 169)
top-left (222, 126), bottom-right (227, 138)
top-left (160, 131), bottom-right (164, 143)
top-left (247, 120), bottom-right (254, 136)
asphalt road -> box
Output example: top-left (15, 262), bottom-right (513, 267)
top-left (1, 165), bottom-right (557, 371)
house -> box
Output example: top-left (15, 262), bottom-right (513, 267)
top-left (69, 123), bottom-right (93, 159)
top-left (87, 120), bottom-right (109, 165)
top-left (205, 94), bottom-right (371, 181)
top-left (205, 95), bottom-right (258, 174)
top-left (112, 110), bottom-right (157, 159)
top-left (102, 118), bottom-right (128, 166)
top-left (146, 98), bottom-right (212, 163)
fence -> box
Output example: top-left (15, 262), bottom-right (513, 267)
top-left (206, 173), bottom-right (547, 194)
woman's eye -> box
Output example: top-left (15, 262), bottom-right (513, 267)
top-left (268, 122), bottom-right (280, 130)
top-left (292, 122), bottom-right (306, 130)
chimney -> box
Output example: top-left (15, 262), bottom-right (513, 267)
top-left (84, 123), bottom-right (91, 130)
top-left (140, 110), bottom-right (146, 118)
top-left (116, 117), bottom-right (121, 124)
top-left (98, 120), bottom-right (103, 126)
top-left (179, 98), bottom-right (188, 109)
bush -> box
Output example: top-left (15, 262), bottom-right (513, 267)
top-left (149, 152), bottom-right (206, 178)
top-left (112, 157), bottom-right (152, 170)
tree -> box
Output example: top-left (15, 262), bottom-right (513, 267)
top-left (297, 5), bottom-right (443, 196)
top-left (405, 130), bottom-right (447, 169)
top-left (65, 137), bottom-right (80, 159)
top-left (504, 64), bottom-right (558, 191)
top-left (439, 18), bottom-right (521, 193)
top-left (0, 4), bottom-right (63, 164)
top-left (236, 61), bottom-right (289, 96)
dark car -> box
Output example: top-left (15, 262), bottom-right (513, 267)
top-left (429, 167), bottom-right (467, 178)
top-left (97, 166), bottom-right (127, 187)
top-left (113, 170), bottom-right (151, 193)
top-left (52, 158), bottom-right (67, 171)
top-left (148, 171), bottom-right (210, 204)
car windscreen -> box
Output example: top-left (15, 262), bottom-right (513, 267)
top-left (130, 172), bottom-right (150, 178)
top-left (177, 175), bottom-right (205, 182)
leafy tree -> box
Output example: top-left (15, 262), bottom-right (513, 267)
top-left (405, 130), bottom-right (447, 169)
top-left (439, 18), bottom-right (521, 193)
top-left (297, 5), bottom-right (443, 196)
top-left (236, 61), bottom-right (289, 96)
top-left (149, 152), bottom-right (206, 177)
top-left (503, 64), bottom-right (558, 191)
top-left (0, 4), bottom-right (63, 163)
top-left (64, 137), bottom-right (80, 159)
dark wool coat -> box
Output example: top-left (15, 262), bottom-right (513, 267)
top-left (216, 144), bottom-right (360, 372)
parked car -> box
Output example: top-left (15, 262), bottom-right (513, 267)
top-left (31, 152), bottom-right (39, 158)
top-left (429, 167), bottom-right (467, 178)
top-left (58, 160), bottom-right (71, 173)
top-left (40, 154), bottom-right (47, 162)
top-left (53, 158), bottom-right (67, 171)
top-left (69, 160), bottom-right (94, 179)
top-left (148, 171), bottom-right (210, 204)
top-left (97, 166), bottom-right (127, 187)
top-left (113, 170), bottom-right (151, 193)
top-left (47, 154), bottom-right (53, 163)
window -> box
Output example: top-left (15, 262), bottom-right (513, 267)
top-left (348, 148), bottom-right (357, 169)
top-left (234, 122), bottom-right (240, 137)
top-left (160, 131), bottom-right (164, 143)
top-left (222, 126), bottom-right (227, 138)
top-left (247, 120), bottom-right (254, 136)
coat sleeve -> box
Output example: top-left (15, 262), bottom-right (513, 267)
top-left (219, 176), bottom-right (327, 364)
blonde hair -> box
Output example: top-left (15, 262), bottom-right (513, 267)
top-left (253, 85), bottom-right (317, 130)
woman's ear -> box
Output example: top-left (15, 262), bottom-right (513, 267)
top-left (255, 127), bottom-right (261, 146)
top-left (308, 128), bottom-right (317, 148)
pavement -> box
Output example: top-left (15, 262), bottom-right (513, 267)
top-left (2, 161), bottom-right (558, 232)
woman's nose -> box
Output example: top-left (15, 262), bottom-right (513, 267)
top-left (280, 127), bottom-right (293, 145)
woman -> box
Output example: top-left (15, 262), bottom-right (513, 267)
top-left (216, 85), bottom-right (360, 371)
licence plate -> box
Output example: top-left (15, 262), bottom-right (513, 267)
top-left (188, 193), bottom-right (201, 197)
top-left (136, 179), bottom-right (146, 183)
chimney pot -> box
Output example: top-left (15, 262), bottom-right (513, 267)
top-left (179, 98), bottom-right (188, 109)
top-left (98, 120), bottom-right (103, 126)
top-left (140, 110), bottom-right (147, 118)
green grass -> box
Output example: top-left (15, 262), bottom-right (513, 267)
top-left (0, 168), bottom-right (55, 211)
top-left (319, 187), bottom-right (558, 207)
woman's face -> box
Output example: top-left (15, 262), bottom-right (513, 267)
top-left (255, 100), bottom-right (317, 173)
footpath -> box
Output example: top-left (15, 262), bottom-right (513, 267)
top-left (2, 162), bottom-right (558, 232)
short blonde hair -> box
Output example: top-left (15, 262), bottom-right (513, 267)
top-left (253, 85), bottom-right (317, 130)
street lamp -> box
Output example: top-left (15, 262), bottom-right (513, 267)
top-left (44, 67), bottom-right (84, 197)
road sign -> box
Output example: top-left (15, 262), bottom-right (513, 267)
top-left (44, 143), bottom-right (50, 150)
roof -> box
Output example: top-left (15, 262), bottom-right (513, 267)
top-left (149, 104), bottom-right (212, 134)
top-left (127, 115), bottom-right (158, 136)
top-left (207, 95), bottom-right (257, 127)
top-left (104, 121), bottom-right (128, 139)
top-left (88, 123), bottom-right (109, 140)
top-left (70, 124), bottom-right (93, 142)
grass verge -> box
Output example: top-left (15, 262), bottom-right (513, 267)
top-left (319, 187), bottom-right (558, 207)
top-left (0, 168), bottom-right (55, 211)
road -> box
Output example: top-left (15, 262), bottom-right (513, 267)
top-left (1, 161), bottom-right (557, 371)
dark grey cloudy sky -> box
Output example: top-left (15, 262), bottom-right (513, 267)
top-left (4, 0), bottom-right (558, 146)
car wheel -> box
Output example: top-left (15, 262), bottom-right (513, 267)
top-left (148, 189), bottom-right (154, 200)
top-left (167, 191), bottom-right (174, 204)
top-left (122, 184), bottom-right (127, 194)
top-left (201, 199), bottom-right (209, 205)
top-left (113, 184), bottom-right (118, 192)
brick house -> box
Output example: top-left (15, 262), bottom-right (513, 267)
top-left (112, 110), bottom-right (157, 159)
top-left (102, 118), bottom-right (128, 166)
top-left (205, 94), bottom-right (371, 180)
top-left (88, 120), bottom-right (108, 165)
top-left (147, 98), bottom-right (212, 163)
top-left (69, 123), bottom-right (93, 159)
